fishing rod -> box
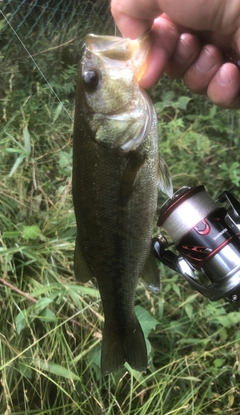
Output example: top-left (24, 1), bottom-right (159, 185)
top-left (153, 185), bottom-right (240, 306)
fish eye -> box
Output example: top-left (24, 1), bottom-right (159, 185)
top-left (83, 69), bottom-right (99, 90)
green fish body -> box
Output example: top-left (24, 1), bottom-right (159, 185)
top-left (73, 34), bottom-right (172, 375)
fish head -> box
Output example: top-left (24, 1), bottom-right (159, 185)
top-left (78, 34), bottom-right (153, 152)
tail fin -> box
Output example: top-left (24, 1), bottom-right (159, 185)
top-left (101, 318), bottom-right (148, 376)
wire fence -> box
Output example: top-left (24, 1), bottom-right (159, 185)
top-left (0, 0), bottom-right (115, 55)
top-left (0, 0), bottom-right (116, 123)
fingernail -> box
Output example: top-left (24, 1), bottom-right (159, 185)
top-left (216, 65), bottom-right (232, 86)
top-left (175, 38), bottom-right (192, 63)
top-left (196, 47), bottom-right (216, 73)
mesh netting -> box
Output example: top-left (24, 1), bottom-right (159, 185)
top-left (0, 1), bottom-right (116, 125)
top-left (1, 0), bottom-right (115, 54)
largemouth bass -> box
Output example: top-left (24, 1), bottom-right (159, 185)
top-left (73, 34), bottom-right (172, 375)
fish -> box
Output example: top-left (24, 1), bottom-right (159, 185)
top-left (72, 34), bottom-right (172, 375)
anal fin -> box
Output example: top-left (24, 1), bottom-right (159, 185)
top-left (74, 236), bottom-right (93, 283)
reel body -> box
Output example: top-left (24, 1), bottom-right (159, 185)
top-left (153, 186), bottom-right (240, 305)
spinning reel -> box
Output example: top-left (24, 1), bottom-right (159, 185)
top-left (153, 185), bottom-right (240, 305)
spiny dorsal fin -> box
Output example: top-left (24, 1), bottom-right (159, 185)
top-left (158, 154), bottom-right (173, 198)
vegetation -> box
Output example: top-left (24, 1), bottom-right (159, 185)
top-left (1, 5), bottom-right (240, 415)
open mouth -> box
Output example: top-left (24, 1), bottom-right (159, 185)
top-left (85, 34), bottom-right (150, 82)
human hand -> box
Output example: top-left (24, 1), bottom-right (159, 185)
top-left (111, 0), bottom-right (240, 108)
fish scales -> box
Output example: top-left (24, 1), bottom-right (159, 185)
top-left (73, 34), bottom-right (172, 375)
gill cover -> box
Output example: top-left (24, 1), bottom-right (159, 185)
top-left (81, 34), bottom-right (152, 152)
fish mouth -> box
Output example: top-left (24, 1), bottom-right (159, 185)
top-left (84, 34), bottom-right (150, 82)
top-left (83, 34), bottom-right (152, 152)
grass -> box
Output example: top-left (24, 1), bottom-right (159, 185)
top-left (1, 2), bottom-right (240, 414)
top-left (2, 261), bottom-right (240, 414)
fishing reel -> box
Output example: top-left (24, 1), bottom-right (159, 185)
top-left (152, 185), bottom-right (240, 306)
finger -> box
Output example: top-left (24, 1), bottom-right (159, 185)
top-left (207, 63), bottom-right (240, 108)
top-left (165, 33), bottom-right (202, 78)
top-left (111, 0), bottom-right (237, 37)
top-left (183, 45), bottom-right (223, 94)
top-left (139, 16), bottom-right (181, 88)
top-left (111, 0), bottom-right (154, 38)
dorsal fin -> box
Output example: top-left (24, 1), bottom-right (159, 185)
top-left (158, 155), bottom-right (173, 198)
top-left (140, 250), bottom-right (160, 294)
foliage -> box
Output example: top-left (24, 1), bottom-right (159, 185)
top-left (152, 83), bottom-right (240, 199)
top-left (1, 11), bottom-right (240, 415)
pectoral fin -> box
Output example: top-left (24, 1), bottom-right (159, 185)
top-left (158, 155), bottom-right (173, 198)
top-left (141, 250), bottom-right (160, 294)
top-left (120, 152), bottom-right (146, 206)
top-left (74, 237), bottom-right (93, 283)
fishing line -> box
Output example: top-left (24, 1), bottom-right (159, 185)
top-left (0, 10), bottom-right (73, 122)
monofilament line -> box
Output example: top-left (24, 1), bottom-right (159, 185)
top-left (0, 10), bottom-right (73, 121)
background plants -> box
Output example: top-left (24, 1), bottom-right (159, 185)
top-left (1, 2), bottom-right (240, 414)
